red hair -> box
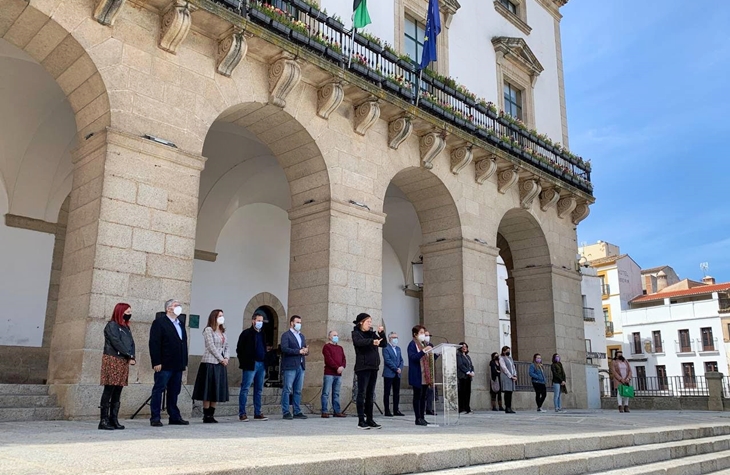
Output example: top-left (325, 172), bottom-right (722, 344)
top-left (111, 303), bottom-right (131, 327)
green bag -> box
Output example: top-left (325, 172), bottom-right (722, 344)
top-left (618, 384), bottom-right (634, 398)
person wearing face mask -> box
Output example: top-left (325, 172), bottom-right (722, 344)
top-left (529, 354), bottom-right (547, 412)
top-left (456, 342), bottom-right (475, 414)
top-left (98, 303), bottom-right (136, 430)
top-left (321, 330), bottom-right (347, 418)
top-left (382, 332), bottom-right (404, 417)
top-left (352, 313), bottom-right (387, 429)
top-left (611, 350), bottom-right (632, 413)
top-left (423, 331), bottom-right (438, 416)
top-left (408, 325), bottom-right (434, 426)
top-left (551, 353), bottom-right (567, 413)
top-left (192, 309), bottom-right (229, 423)
top-left (280, 315), bottom-right (308, 420)
top-left (236, 312), bottom-right (269, 422)
top-left (499, 346), bottom-right (517, 414)
top-left (489, 352), bottom-right (504, 411)
top-left (149, 299), bottom-right (189, 427)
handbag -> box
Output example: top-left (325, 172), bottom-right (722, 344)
top-left (490, 378), bottom-right (501, 392)
top-left (618, 383), bottom-right (634, 398)
top-left (561, 384), bottom-right (568, 394)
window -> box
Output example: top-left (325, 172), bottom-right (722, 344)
top-left (701, 327), bottom-right (714, 351)
top-left (632, 332), bottom-right (642, 355)
top-left (678, 329), bottom-right (691, 353)
top-left (705, 361), bottom-right (718, 373)
top-left (652, 331), bottom-right (663, 353)
top-left (585, 339), bottom-right (592, 365)
top-left (503, 81), bottom-right (523, 120)
top-left (403, 16), bottom-right (425, 65)
top-left (656, 365), bottom-right (667, 390)
top-left (499, 0), bottom-right (517, 14)
top-left (682, 362), bottom-right (696, 388)
top-left (636, 366), bottom-right (646, 391)
top-left (600, 275), bottom-right (610, 296)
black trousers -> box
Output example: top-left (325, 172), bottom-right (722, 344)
top-left (100, 385), bottom-right (123, 407)
top-left (356, 369), bottom-right (378, 421)
top-left (533, 382), bottom-right (546, 409)
top-left (412, 386), bottom-right (428, 421)
top-left (458, 378), bottom-right (472, 412)
top-left (504, 391), bottom-right (513, 410)
top-left (490, 390), bottom-right (503, 407)
top-left (383, 376), bottom-right (400, 413)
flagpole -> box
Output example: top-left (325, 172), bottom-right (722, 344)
top-left (347, 24), bottom-right (356, 69)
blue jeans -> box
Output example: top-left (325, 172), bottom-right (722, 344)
top-left (321, 375), bottom-right (342, 414)
top-left (150, 370), bottom-right (183, 422)
top-left (553, 383), bottom-right (562, 410)
top-left (239, 361), bottom-right (266, 417)
top-left (282, 366), bottom-right (304, 415)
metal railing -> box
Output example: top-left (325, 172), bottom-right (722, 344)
top-left (605, 321), bottom-right (614, 337)
top-left (513, 361), bottom-right (554, 391)
top-left (601, 283), bottom-right (611, 295)
top-left (630, 341), bottom-right (643, 355)
top-left (600, 375), bottom-right (709, 398)
top-left (720, 298), bottom-right (730, 314)
top-left (652, 339), bottom-right (664, 354)
top-left (211, 0), bottom-right (594, 194)
top-left (675, 339), bottom-right (695, 354)
top-left (700, 337), bottom-right (717, 352)
top-left (583, 307), bottom-right (595, 322)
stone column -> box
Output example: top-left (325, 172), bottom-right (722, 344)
top-left (706, 371), bottom-right (724, 412)
top-left (288, 200), bottom-right (384, 408)
top-left (421, 238), bottom-right (500, 410)
top-left (47, 128), bottom-right (205, 418)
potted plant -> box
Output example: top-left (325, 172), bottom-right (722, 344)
top-left (271, 16), bottom-right (292, 36)
top-left (382, 43), bottom-right (398, 63)
top-left (290, 20), bottom-right (310, 46)
top-left (367, 66), bottom-right (384, 84)
top-left (248, 4), bottom-right (272, 25)
top-left (308, 1), bottom-right (327, 21)
top-left (360, 31), bottom-right (383, 54)
top-left (383, 74), bottom-right (401, 94)
top-left (325, 41), bottom-right (343, 63)
top-left (290, 0), bottom-right (311, 14)
top-left (476, 127), bottom-right (490, 141)
top-left (442, 76), bottom-right (456, 96)
top-left (349, 52), bottom-right (370, 77)
top-left (463, 115), bottom-right (477, 133)
top-left (354, 32), bottom-right (369, 47)
top-left (397, 53), bottom-right (416, 73)
top-left (400, 83), bottom-right (414, 100)
top-left (326, 14), bottom-right (344, 32)
top-left (309, 32), bottom-right (328, 54)
top-left (441, 103), bottom-right (455, 122)
top-left (453, 110), bottom-right (467, 128)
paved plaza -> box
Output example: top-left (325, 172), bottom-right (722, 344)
top-left (1, 410), bottom-right (730, 474)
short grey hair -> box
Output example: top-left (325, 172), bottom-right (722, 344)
top-left (388, 332), bottom-right (398, 338)
top-left (164, 299), bottom-right (178, 311)
top-left (327, 330), bottom-right (336, 338)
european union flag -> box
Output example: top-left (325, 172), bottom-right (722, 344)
top-left (419, 0), bottom-right (441, 70)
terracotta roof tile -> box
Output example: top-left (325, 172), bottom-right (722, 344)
top-left (631, 282), bottom-right (730, 303)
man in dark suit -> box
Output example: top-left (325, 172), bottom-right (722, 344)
top-left (280, 315), bottom-right (308, 420)
top-left (382, 332), bottom-right (405, 417)
top-left (148, 299), bottom-right (189, 427)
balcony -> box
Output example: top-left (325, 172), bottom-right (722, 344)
top-left (583, 307), bottom-right (595, 322)
top-left (720, 298), bottom-right (730, 314)
top-left (700, 337), bottom-right (718, 354)
top-left (605, 321), bottom-right (614, 337)
top-left (652, 339), bottom-right (665, 354)
top-left (601, 283), bottom-right (611, 296)
top-left (675, 339), bottom-right (695, 355)
top-left (204, 0), bottom-right (593, 195)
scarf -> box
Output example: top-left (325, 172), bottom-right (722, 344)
top-left (415, 338), bottom-right (434, 386)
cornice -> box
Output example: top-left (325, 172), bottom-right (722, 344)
top-left (534, 0), bottom-right (567, 21)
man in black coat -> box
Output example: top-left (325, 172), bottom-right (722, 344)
top-left (236, 312), bottom-right (269, 421)
top-left (148, 299), bottom-right (189, 427)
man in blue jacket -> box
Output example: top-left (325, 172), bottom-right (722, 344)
top-left (382, 332), bottom-right (405, 417)
top-left (280, 315), bottom-right (308, 419)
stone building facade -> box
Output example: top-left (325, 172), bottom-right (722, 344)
top-left (0, 0), bottom-right (593, 417)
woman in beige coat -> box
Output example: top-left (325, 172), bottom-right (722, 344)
top-left (611, 349), bottom-right (632, 413)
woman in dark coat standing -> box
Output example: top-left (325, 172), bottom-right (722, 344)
top-left (351, 313), bottom-right (386, 430)
top-left (489, 352), bottom-right (504, 411)
top-left (456, 342), bottom-right (475, 414)
top-left (99, 303), bottom-right (136, 430)
top-left (408, 325), bottom-right (434, 426)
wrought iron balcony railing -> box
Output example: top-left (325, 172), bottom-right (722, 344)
top-left (211, 0), bottom-right (593, 194)
top-left (583, 307), bottom-right (595, 322)
top-left (605, 321), bottom-right (614, 337)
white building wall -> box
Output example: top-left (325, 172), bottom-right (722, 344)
top-left (581, 266), bottom-right (607, 370)
top-left (381, 241), bottom-right (419, 346)
top-left (496, 257), bottom-right (511, 350)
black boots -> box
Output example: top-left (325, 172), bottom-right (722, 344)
top-left (109, 402), bottom-right (125, 429)
top-left (98, 405), bottom-right (114, 430)
top-left (203, 407), bottom-right (218, 423)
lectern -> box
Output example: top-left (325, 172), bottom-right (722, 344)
top-left (430, 343), bottom-right (462, 425)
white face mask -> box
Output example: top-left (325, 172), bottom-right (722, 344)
top-left (417, 334), bottom-right (426, 342)
top-left (217, 316), bottom-right (225, 325)
top-left (173, 305), bottom-right (182, 316)
top-left (424, 335), bottom-right (430, 343)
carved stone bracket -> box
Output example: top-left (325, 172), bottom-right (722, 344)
top-left (474, 156), bottom-right (497, 184)
top-left (216, 28), bottom-right (247, 77)
top-left (497, 167), bottom-right (519, 194)
top-left (450, 146), bottom-right (473, 175)
top-left (419, 132), bottom-right (446, 169)
top-left (539, 187), bottom-right (561, 211)
top-left (353, 99), bottom-right (380, 136)
top-left (268, 57), bottom-right (301, 108)
top-left (519, 178), bottom-right (542, 209)
top-left (388, 116), bottom-right (412, 149)
top-left (93, 0), bottom-right (126, 26)
top-left (557, 196), bottom-right (577, 219)
top-left (159, 0), bottom-right (195, 54)
top-left (572, 203), bottom-right (591, 225)
top-left (316, 82), bottom-right (344, 119)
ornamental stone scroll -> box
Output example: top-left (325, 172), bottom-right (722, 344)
top-left (216, 29), bottom-right (247, 77)
top-left (93, 0), bottom-right (126, 26)
top-left (450, 146), bottom-right (473, 175)
top-left (557, 196), bottom-right (576, 219)
top-left (572, 203), bottom-right (591, 225)
top-left (268, 57), bottom-right (301, 108)
top-left (159, 0), bottom-right (196, 54)
top-left (474, 156), bottom-right (497, 184)
top-left (497, 167), bottom-right (519, 194)
top-left (353, 99), bottom-right (380, 136)
top-left (539, 187), bottom-right (561, 211)
top-left (519, 178), bottom-right (541, 209)
top-left (419, 132), bottom-right (446, 169)
top-left (388, 117), bottom-right (412, 150)
top-left (317, 82), bottom-right (344, 119)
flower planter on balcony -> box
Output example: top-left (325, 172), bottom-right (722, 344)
top-left (496, 116), bottom-right (511, 128)
top-left (290, 0), bottom-right (311, 13)
top-left (271, 20), bottom-right (292, 36)
top-left (349, 62), bottom-right (369, 78)
top-left (476, 128), bottom-right (490, 141)
top-left (325, 47), bottom-right (343, 64)
top-left (383, 49), bottom-right (399, 64)
top-left (432, 78), bottom-right (445, 90)
top-left (454, 116), bottom-right (467, 128)
top-left (309, 6), bottom-right (326, 21)
top-left (464, 121), bottom-right (477, 133)
top-left (248, 7), bottom-right (272, 26)
top-left (400, 86), bottom-right (414, 101)
top-left (486, 109), bottom-right (498, 120)
top-left (367, 69), bottom-right (383, 84)
top-left (398, 58), bottom-right (416, 73)
top-left (464, 96), bottom-right (476, 108)
top-left (486, 133), bottom-right (500, 146)
top-left (354, 33), bottom-right (368, 47)
top-left (367, 41), bottom-right (383, 55)
top-left (442, 110), bottom-right (455, 122)
top-left (309, 40), bottom-right (326, 54)
top-left (326, 17), bottom-right (345, 32)
top-left (291, 30), bottom-right (310, 46)
top-left (383, 79), bottom-right (400, 94)
top-left (500, 142), bottom-right (514, 153)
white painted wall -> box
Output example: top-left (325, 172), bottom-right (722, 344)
top-left (581, 266), bottom-right (608, 370)
top-left (496, 257), bottom-right (511, 350)
top-left (189, 203), bottom-right (291, 355)
top-left (381, 240), bottom-right (419, 346)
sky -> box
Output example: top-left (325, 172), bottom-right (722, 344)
top-left (561, 1), bottom-right (730, 284)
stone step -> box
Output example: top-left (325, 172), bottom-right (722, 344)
top-left (591, 449), bottom-right (730, 475)
top-left (0, 407), bottom-right (64, 422)
top-left (0, 384), bottom-right (49, 395)
top-left (429, 435), bottom-right (730, 475)
top-left (0, 394), bottom-right (58, 408)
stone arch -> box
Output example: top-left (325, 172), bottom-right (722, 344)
top-left (496, 208), bottom-right (553, 361)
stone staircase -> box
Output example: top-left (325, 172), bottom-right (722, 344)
top-left (0, 384), bottom-right (64, 422)
top-left (426, 426), bottom-right (730, 475)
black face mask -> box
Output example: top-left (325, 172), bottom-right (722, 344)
top-left (617, 354), bottom-right (624, 361)
top-left (505, 351), bottom-right (511, 357)
top-left (123, 314), bottom-right (131, 322)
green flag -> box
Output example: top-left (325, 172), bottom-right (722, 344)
top-left (353, 0), bottom-right (371, 29)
